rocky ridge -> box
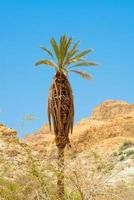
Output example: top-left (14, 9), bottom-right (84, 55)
top-left (24, 100), bottom-right (134, 154)
top-left (90, 100), bottom-right (134, 120)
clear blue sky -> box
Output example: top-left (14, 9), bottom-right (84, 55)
top-left (0, 0), bottom-right (134, 137)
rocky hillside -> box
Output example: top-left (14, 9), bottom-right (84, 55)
top-left (0, 100), bottom-right (134, 200)
top-left (0, 124), bottom-right (31, 179)
top-left (24, 100), bottom-right (134, 154)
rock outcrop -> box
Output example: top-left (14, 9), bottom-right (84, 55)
top-left (0, 124), bottom-right (32, 180)
top-left (90, 100), bottom-right (134, 120)
top-left (0, 124), bottom-right (17, 137)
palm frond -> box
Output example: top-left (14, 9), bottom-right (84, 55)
top-left (71, 49), bottom-right (92, 63)
top-left (70, 70), bottom-right (92, 80)
top-left (63, 40), bottom-right (80, 67)
top-left (64, 37), bottom-right (72, 57)
top-left (71, 40), bottom-right (80, 53)
top-left (59, 35), bottom-right (72, 67)
top-left (69, 60), bottom-right (98, 68)
top-left (68, 40), bottom-right (80, 58)
top-left (35, 59), bottom-right (58, 69)
top-left (59, 35), bottom-right (67, 57)
top-left (59, 35), bottom-right (67, 67)
top-left (50, 38), bottom-right (60, 62)
top-left (39, 46), bottom-right (54, 58)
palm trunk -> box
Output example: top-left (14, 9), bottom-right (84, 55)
top-left (57, 147), bottom-right (65, 199)
top-left (48, 72), bottom-right (74, 198)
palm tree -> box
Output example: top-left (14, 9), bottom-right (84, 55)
top-left (35, 35), bottom-right (97, 198)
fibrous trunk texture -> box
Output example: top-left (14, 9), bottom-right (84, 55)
top-left (57, 147), bottom-right (64, 198)
top-left (48, 71), bottom-right (74, 197)
top-left (48, 71), bottom-right (74, 148)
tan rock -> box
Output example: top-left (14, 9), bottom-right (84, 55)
top-left (90, 100), bottom-right (134, 120)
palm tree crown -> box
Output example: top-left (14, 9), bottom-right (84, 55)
top-left (35, 34), bottom-right (98, 79)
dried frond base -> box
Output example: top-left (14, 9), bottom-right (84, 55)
top-left (48, 72), bottom-right (74, 148)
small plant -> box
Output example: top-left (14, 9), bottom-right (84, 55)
top-left (126, 150), bottom-right (134, 157)
top-left (113, 141), bottom-right (134, 162)
top-left (119, 155), bottom-right (125, 161)
top-left (118, 150), bottom-right (123, 156)
top-left (119, 140), bottom-right (134, 151)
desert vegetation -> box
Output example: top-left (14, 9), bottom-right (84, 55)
top-left (0, 143), bottom-right (134, 200)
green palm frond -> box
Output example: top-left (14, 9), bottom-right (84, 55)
top-left (59, 35), bottom-right (66, 67)
top-left (39, 46), bottom-right (54, 58)
top-left (69, 60), bottom-right (98, 68)
top-left (35, 59), bottom-right (58, 69)
top-left (68, 40), bottom-right (80, 58)
top-left (59, 35), bottom-right (72, 67)
top-left (71, 49), bottom-right (92, 63)
top-left (64, 37), bottom-right (72, 58)
top-left (71, 40), bottom-right (80, 53)
top-left (63, 40), bottom-right (80, 67)
top-left (50, 38), bottom-right (60, 62)
top-left (70, 70), bottom-right (92, 80)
